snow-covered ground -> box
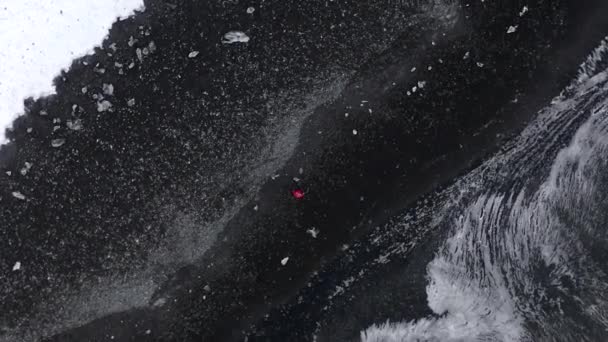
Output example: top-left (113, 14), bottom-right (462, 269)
top-left (0, 0), bottom-right (144, 144)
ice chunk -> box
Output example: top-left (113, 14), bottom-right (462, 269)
top-left (67, 119), bottom-right (83, 131)
top-left (51, 138), bottom-right (66, 147)
top-left (246, 7), bottom-right (255, 14)
top-left (352, 129), bottom-right (358, 135)
top-left (188, 51), bottom-right (199, 58)
top-left (97, 100), bottom-right (113, 112)
top-left (12, 192), bottom-right (26, 200)
top-left (102, 83), bottom-right (114, 96)
top-left (20, 162), bottom-right (32, 176)
top-left (128, 36), bottom-right (138, 47)
top-left (222, 31), bottom-right (250, 44)
top-left (507, 25), bottom-right (518, 34)
top-left (519, 6), bottom-right (528, 17)
top-left (280, 257), bottom-right (289, 266)
top-left (306, 228), bottom-right (319, 238)
top-left (127, 98), bottom-right (136, 107)
top-left (12, 262), bottom-right (21, 271)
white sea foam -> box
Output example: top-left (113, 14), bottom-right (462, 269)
top-left (363, 37), bottom-right (608, 342)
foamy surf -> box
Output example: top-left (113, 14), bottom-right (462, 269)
top-left (362, 37), bottom-right (608, 342)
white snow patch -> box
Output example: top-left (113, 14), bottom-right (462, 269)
top-left (280, 257), bottom-right (289, 266)
top-left (0, 0), bottom-right (144, 145)
top-left (188, 51), bottom-right (199, 58)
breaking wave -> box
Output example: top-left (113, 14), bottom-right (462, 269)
top-left (362, 37), bottom-right (608, 342)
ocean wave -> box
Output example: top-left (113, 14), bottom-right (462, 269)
top-left (362, 37), bottom-right (608, 342)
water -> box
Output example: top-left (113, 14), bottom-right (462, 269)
top-left (362, 38), bottom-right (608, 342)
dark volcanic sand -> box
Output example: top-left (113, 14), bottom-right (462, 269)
top-left (1, 0), bottom-right (608, 341)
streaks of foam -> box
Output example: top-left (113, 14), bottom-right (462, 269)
top-left (362, 37), bottom-right (608, 342)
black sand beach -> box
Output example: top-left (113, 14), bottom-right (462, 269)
top-left (2, 0), bottom-right (608, 341)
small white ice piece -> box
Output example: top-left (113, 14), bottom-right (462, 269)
top-left (97, 100), bottom-right (113, 112)
top-left (519, 6), bottom-right (529, 16)
top-left (12, 192), bottom-right (26, 200)
top-left (188, 51), bottom-right (199, 58)
top-left (352, 129), bottom-right (358, 135)
top-left (223, 31), bottom-right (250, 44)
top-left (280, 257), bottom-right (289, 266)
top-left (12, 261), bottom-right (21, 271)
top-left (306, 228), bottom-right (319, 238)
top-left (507, 25), bottom-right (518, 34)
top-left (67, 119), bottom-right (83, 131)
top-left (20, 162), bottom-right (32, 176)
top-left (51, 138), bottom-right (66, 147)
top-left (246, 7), bottom-right (255, 14)
top-left (102, 83), bottom-right (114, 96)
